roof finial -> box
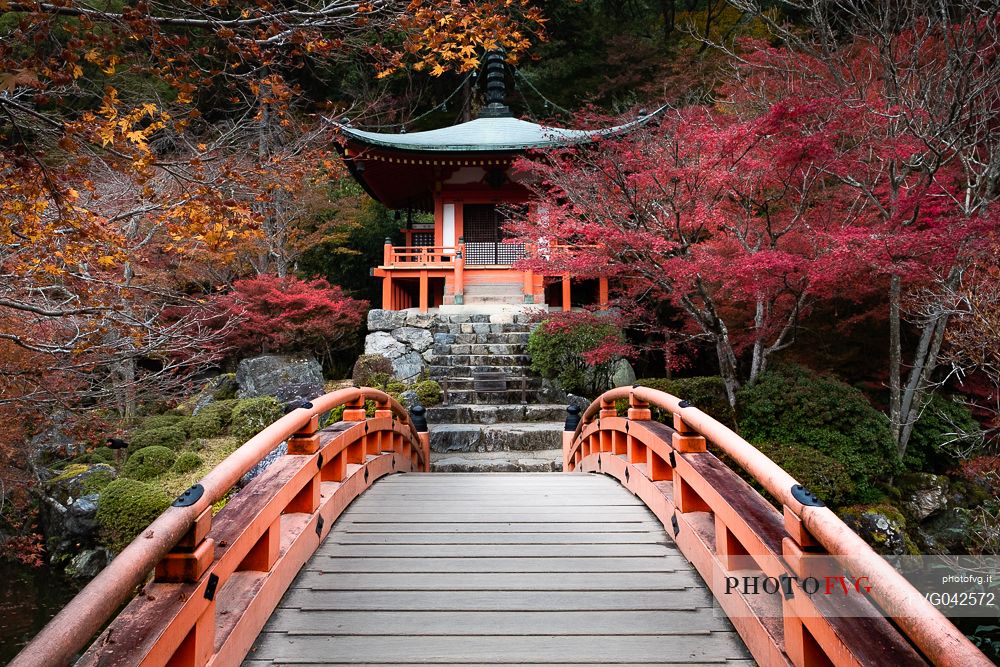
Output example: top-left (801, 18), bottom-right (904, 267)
top-left (479, 49), bottom-right (511, 118)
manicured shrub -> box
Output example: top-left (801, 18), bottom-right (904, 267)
top-left (123, 446), bottom-right (177, 481)
top-left (352, 354), bottom-right (393, 387)
top-left (230, 397), bottom-right (283, 442)
top-left (737, 365), bottom-right (899, 504)
top-left (528, 313), bottom-right (630, 397)
top-left (129, 424), bottom-right (187, 451)
top-left (96, 479), bottom-right (172, 552)
top-left (635, 376), bottom-right (736, 428)
top-left (385, 380), bottom-right (407, 395)
top-left (905, 393), bottom-right (983, 472)
top-left (172, 451), bottom-right (203, 474)
top-left (414, 380), bottom-right (443, 407)
top-left (753, 441), bottom-right (855, 507)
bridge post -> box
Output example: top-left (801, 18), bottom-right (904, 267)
top-left (563, 405), bottom-right (581, 472)
top-left (410, 404), bottom-right (430, 472)
top-left (670, 409), bottom-right (710, 514)
top-left (288, 414), bottom-right (321, 455)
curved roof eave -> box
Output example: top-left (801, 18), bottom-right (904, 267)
top-left (333, 107), bottom-right (666, 153)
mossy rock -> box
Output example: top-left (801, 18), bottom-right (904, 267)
top-left (80, 467), bottom-right (117, 495)
top-left (171, 451), bottom-right (203, 474)
top-left (96, 479), bottom-right (172, 552)
top-left (212, 373), bottom-right (238, 400)
top-left (414, 380), bottom-right (443, 407)
top-left (123, 446), bottom-right (177, 481)
top-left (130, 424), bottom-right (187, 451)
top-left (838, 503), bottom-right (918, 555)
top-left (230, 397), bottom-right (284, 442)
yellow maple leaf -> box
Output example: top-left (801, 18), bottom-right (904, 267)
top-left (97, 255), bottom-right (116, 268)
top-left (71, 64), bottom-right (83, 79)
top-left (430, 63), bottom-right (446, 76)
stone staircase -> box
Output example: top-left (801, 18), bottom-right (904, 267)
top-left (427, 404), bottom-right (566, 472)
top-left (461, 282), bottom-right (524, 306)
top-left (424, 312), bottom-right (566, 472)
top-left (427, 313), bottom-right (546, 405)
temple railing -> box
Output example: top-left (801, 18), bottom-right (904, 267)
top-left (13, 388), bottom-right (429, 667)
top-left (384, 244), bottom-right (456, 266)
top-left (563, 387), bottom-right (991, 667)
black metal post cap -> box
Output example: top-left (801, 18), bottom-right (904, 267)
top-left (564, 404), bottom-right (581, 432)
top-left (410, 403), bottom-right (428, 432)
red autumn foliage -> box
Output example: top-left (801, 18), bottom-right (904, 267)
top-left (210, 275), bottom-right (367, 367)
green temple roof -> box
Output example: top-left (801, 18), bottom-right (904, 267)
top-left (336, 110), bottom-right (663, 154)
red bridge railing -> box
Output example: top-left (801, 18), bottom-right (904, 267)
top-left (13, 387), bottom-right (428, 667)
top-left (563, 386), bottom-right (991, 667)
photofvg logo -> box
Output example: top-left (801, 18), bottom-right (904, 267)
top-left (712, 555), bottom-right (999, 619)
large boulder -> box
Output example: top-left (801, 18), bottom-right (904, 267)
top-left (367, 309), bottom-right (406, 331)
top-left (237, 355), bottom-right (324, 407)
top-left (916, 508), bottom-right (970, 554)
top-left (364, 331), bottom-right (406, 359)
top-left (393, 351), bottom-right (425, 381)
top-left (65, 548), bottom-right (112, 579)
top-left (611, 359), bottom-right (637, 388)
top-left (391, 327), bottom-right (434, 352)
top-left (838, 505), bottom-right (914, 556)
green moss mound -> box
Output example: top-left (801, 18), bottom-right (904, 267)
top-left (414, 380), bottom-right (443, 407)
top-left (80, 468), bottom-right (116, 495)
top-left (906, 393), bottom-right (984, 472)
top-left (635, 377), bottom-right (736, 428)
top-left (230, 397), bottom-right (284, 442)
top-left (96, 479), bottom-right (172, 552)
top-left (185, 409), bottom-right (224, 439)
top-left (138, 413), bottom-right (186, 430)
top-left (171, 451), bottom-right (203, 474)
top-left (123, 446), bottom-right (177, 481)
top-left (737, 365), bottom-right (899, 504)
top-left (130, 424), bottom-right (187, 451)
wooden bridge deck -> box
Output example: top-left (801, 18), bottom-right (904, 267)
top-left (245, 473), bottom-right (754, 666)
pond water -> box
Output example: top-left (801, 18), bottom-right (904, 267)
top-left (0, 561), bottom-right (82, 665)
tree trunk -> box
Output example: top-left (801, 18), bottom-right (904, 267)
top-left (749, 297), bottom-right (765, 385)
top-left (889, 273), bottom-right (902, 444)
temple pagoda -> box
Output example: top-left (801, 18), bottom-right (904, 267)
top-left (337, 52), bottom-right (655, 312)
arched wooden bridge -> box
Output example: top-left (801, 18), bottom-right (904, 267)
top-left (12, 387), bottom-right (992, 667)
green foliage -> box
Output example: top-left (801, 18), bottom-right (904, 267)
top-left (96, 479), bottom-right (172, 552)
top-left (323, 404), bottom-right (346, 426)
top-left (230, 397), bottom-right (284, 442)
top-left (527, 318), bottom-right (623, 397)
top-left (123, 446), bottom-right (177, 481)
top-left (905, 393), bottom-right (984, 472)
top-left (352, 354), bottom-right (394, 387)
top-left (635, 376), bottom-right (736, 428)
top-left (737, 365), bottom-right (900, 504)
top-left (185, 407), bottom-right (226, 439)
top-left (754, 441), bottom-right (856, 507)
top-left (171, 451), bottom-right (203, 474)
top-left (130, 424), bottom-right (187, 451)
top-left (414, 380), bottom-right (443, 407)
top-left (385, 380), bottom-right (407, 395)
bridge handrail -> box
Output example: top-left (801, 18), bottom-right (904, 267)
top-left (571, 385), bottom-right (989, 667)
top-left (13, 386), bottom-right (419, 667)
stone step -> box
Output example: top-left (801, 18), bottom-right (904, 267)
top-left (432, 323), bottom-right (535, 335)
top-left (436, 377), bottom-right (543, 391)
top-left (426, 404), bottom-right (568, 425)
top-left (431, 354), bottom-right (532, 367)
top-left (433, 332), bottom-right (531, 346)
top-left (429, 422), bottom-right (563, 453)
top-left (439, 389), bottom-right (551, 404)
top-left (430, 449), bottom-right (563, 473)
top-left (431, 343), bottom-right (524, 356)
top-left (463, 296), bottom-right (526, 305)
top-left (431, 364), bottom-right (532, 376)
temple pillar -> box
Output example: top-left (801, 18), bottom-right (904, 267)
top-left (599, 276), bottom-right (609, 310)
top-left (382, 273), bottom-right (393, 310)
top-left (419, 270), bottom-right (429, 312)
top-left (562, 274), bottom-right (571, 312)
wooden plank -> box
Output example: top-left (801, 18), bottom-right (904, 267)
top-left (337, 521), bottom-right (664, 533)
top-left (279, 590), bottom-right (714, 611)
top-left (303, 557), bottom-right (687, 573)
top-left (280, 572), bottom-right (702, 591)
top-left (314, 543), bottom-right (675, 557)
top-left (245, 662), bottom-right (759, 666)
top-left (262, 609), bottom-right (734, 634)
top-left (338, 511), bottom-right (655, 522)
top-left (325, 531), bottom-right (667, 544)
top-left (246, 634), bottom-right (751, 664)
